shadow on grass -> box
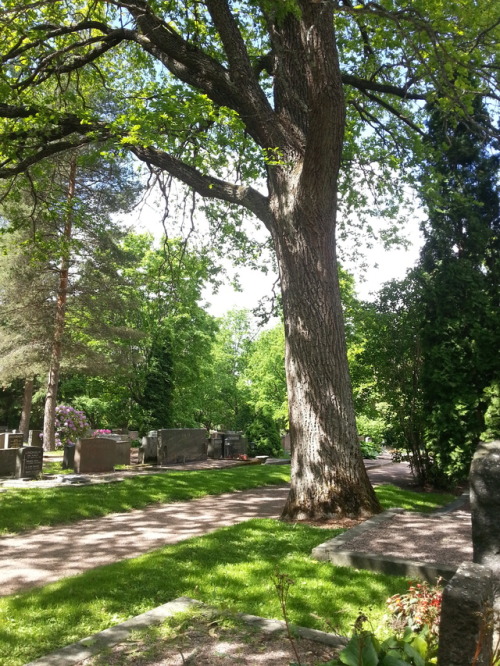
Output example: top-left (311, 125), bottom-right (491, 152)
top-left (0, 519), bottom-right (408, 665)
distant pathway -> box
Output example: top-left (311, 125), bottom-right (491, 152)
top-left (0, 458), bottom-right (417, 597)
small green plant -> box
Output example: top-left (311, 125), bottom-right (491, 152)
top-left (326, 619), bottom-right (436, 666)
top-left (272, 570), bottom-right (303, 666)
top-left (322, 581), bottom-right (443, 665)
top-left (360, 440), bottom-right (382, 459)
top-left (386, 581), bottom-right (442, 639)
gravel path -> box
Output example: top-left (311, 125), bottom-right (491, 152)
top-left (0, 485), bottom-right (290, 597)
top-left (343, 509), bottom-right (472, 568)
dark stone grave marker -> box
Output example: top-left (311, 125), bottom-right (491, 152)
top-left (157, 429), bottom-right (207, 465)
top-left (28, 430), bottom-right (43, 447)
top-left (16, 446), bottom-right (43, 478)
top-left (0, 449), bottom-right (17, 476)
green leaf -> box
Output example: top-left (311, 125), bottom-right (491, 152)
top-left (380, 656), bottom-right (413, 666)
top-left (340, 633), bottom-right (380, 666)
top-left (403, 642), bottom-right (425, 666)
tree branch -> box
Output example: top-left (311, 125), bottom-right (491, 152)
top-left (341, 73), bottom-right (426, 100)
top-left (204, 0), bottom-right (274, 121)
top-left (360, 89), bottom-right (425, 135)
top-left (130, 144), bottom-right (272, 228)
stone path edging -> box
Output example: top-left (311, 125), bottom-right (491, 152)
top-left (26, 597), bottom-right (348, 666)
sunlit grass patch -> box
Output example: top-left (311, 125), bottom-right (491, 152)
top-left (376, 484), bottom-right (455, 513)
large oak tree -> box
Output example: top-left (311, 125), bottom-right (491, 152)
top-left (0, 0), bottom-right (498, 518)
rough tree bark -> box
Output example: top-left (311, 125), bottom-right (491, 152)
top-left (267, 6), bottom-right (380, 518)
top-left (42, 157), bottom-right (77, 451)
top-left (18, 377), bottom-right (34, 442)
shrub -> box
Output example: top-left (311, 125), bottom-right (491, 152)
top-left (54, 405), bottom-right (91, 449)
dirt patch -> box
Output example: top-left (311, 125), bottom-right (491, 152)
top-left (295, 517), bottom-right (364, 530)
top-left (82, 609), bottom-right (342, 666)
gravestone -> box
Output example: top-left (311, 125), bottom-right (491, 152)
top-left (115, 441), bottom-right (131, 466)
top-left (437, 562), bottom-right (494, 666)
top-left (208, 431), bottom-right (224, 459)
top-left (74, 438), bottom-right (116, 474)
top-left (15, 446), bottom-right (43, 478)
top-left (62, 445), bottom-right (76, 469)
top-left (157, 429), bottom-right (207, 465)
top-left (225, 431), bottom-right (247, 457)
top-left (6, 433), bottom-right (23, 449)
top-left (28, 430), bottom-right (43, 447)
top-left (281, 433), bottom-right (291, 453)
top-left (128, 430), bottom-right (139, 441)
top-left (0, 433), bottom-right (5, 450)
top-left (0, 448), bottom-right (17, 476)
top-left (141, 432), bottom-right (158, 463)
top-left (208, 431), bottom-right (247, 458)
top-left (100, 433), bottom-right (131, 443)
top-left (470, 440), bottom-right (500, 573)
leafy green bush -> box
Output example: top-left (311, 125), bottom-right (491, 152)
top-left (245, 411), bottom-right (282, 457)
top-left (360, 440), bottom-right (382, 459)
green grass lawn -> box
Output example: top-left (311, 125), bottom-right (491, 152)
top-left (0, 466), bottom-right (290, 535)
top-left (0, 465), bottom-right (455, 535)
top-left (0, 519), bottom-right (411, 666)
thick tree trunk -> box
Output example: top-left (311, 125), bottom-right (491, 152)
top-left (42, 157), bottom-right (77, 451)
top-left (271, 190), bottom-right (381, 521)
top-left (19, 377), bottom-right (34, 442)
top-left (264, 5), bottom-right (381, 520)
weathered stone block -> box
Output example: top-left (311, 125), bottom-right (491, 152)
top-left (157, 429), bottom-right (207, 465)
top-left (141, 434), bottom-right (158, 463)
top-left (225, 431), bottom-right (247, 457)
top-left (438, 562), bottom-right (493, 666)
top-left (15, 446), bottom-right (43, 478)
top-left (0, 448), bottom-right (17, 476)
top-left (74, 438), bottom-right (116, 474)
top-left (470, 441), bottom-right (500, 572)
top-left (115, 441), bottom-right (131, 466)
top-left (5, 433), bottom-right (23, 449)
top-left (28, 430), bottom-right (43, 447)
top-left (63, 444), bottom-right (76, 469)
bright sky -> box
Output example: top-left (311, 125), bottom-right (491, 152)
top-left (202, 228), bottom-right (423, 317)
top-left (131, 189), bottom-right (424, 319)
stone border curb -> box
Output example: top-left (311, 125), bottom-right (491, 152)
top-left (26, 597), bottom-right (348, 665)
top-left (319, 549), bottom-right (457, 583)
top-left (235, 612), bottom-right (347, 648)
top-left (432, 491), bottom-right (469, 514)
top-left (311, 507), bottom-right (405, 559)
top-left (26, 597), bottom-right (201, 665)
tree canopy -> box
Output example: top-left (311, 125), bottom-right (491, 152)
top-left (0, 0), bottom-right (498, 517)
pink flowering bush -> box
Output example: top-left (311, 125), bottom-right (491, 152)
top-left (92, 429), bottom-right (112, 437)
top-left (55, 405), bottom-right (91, 448)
